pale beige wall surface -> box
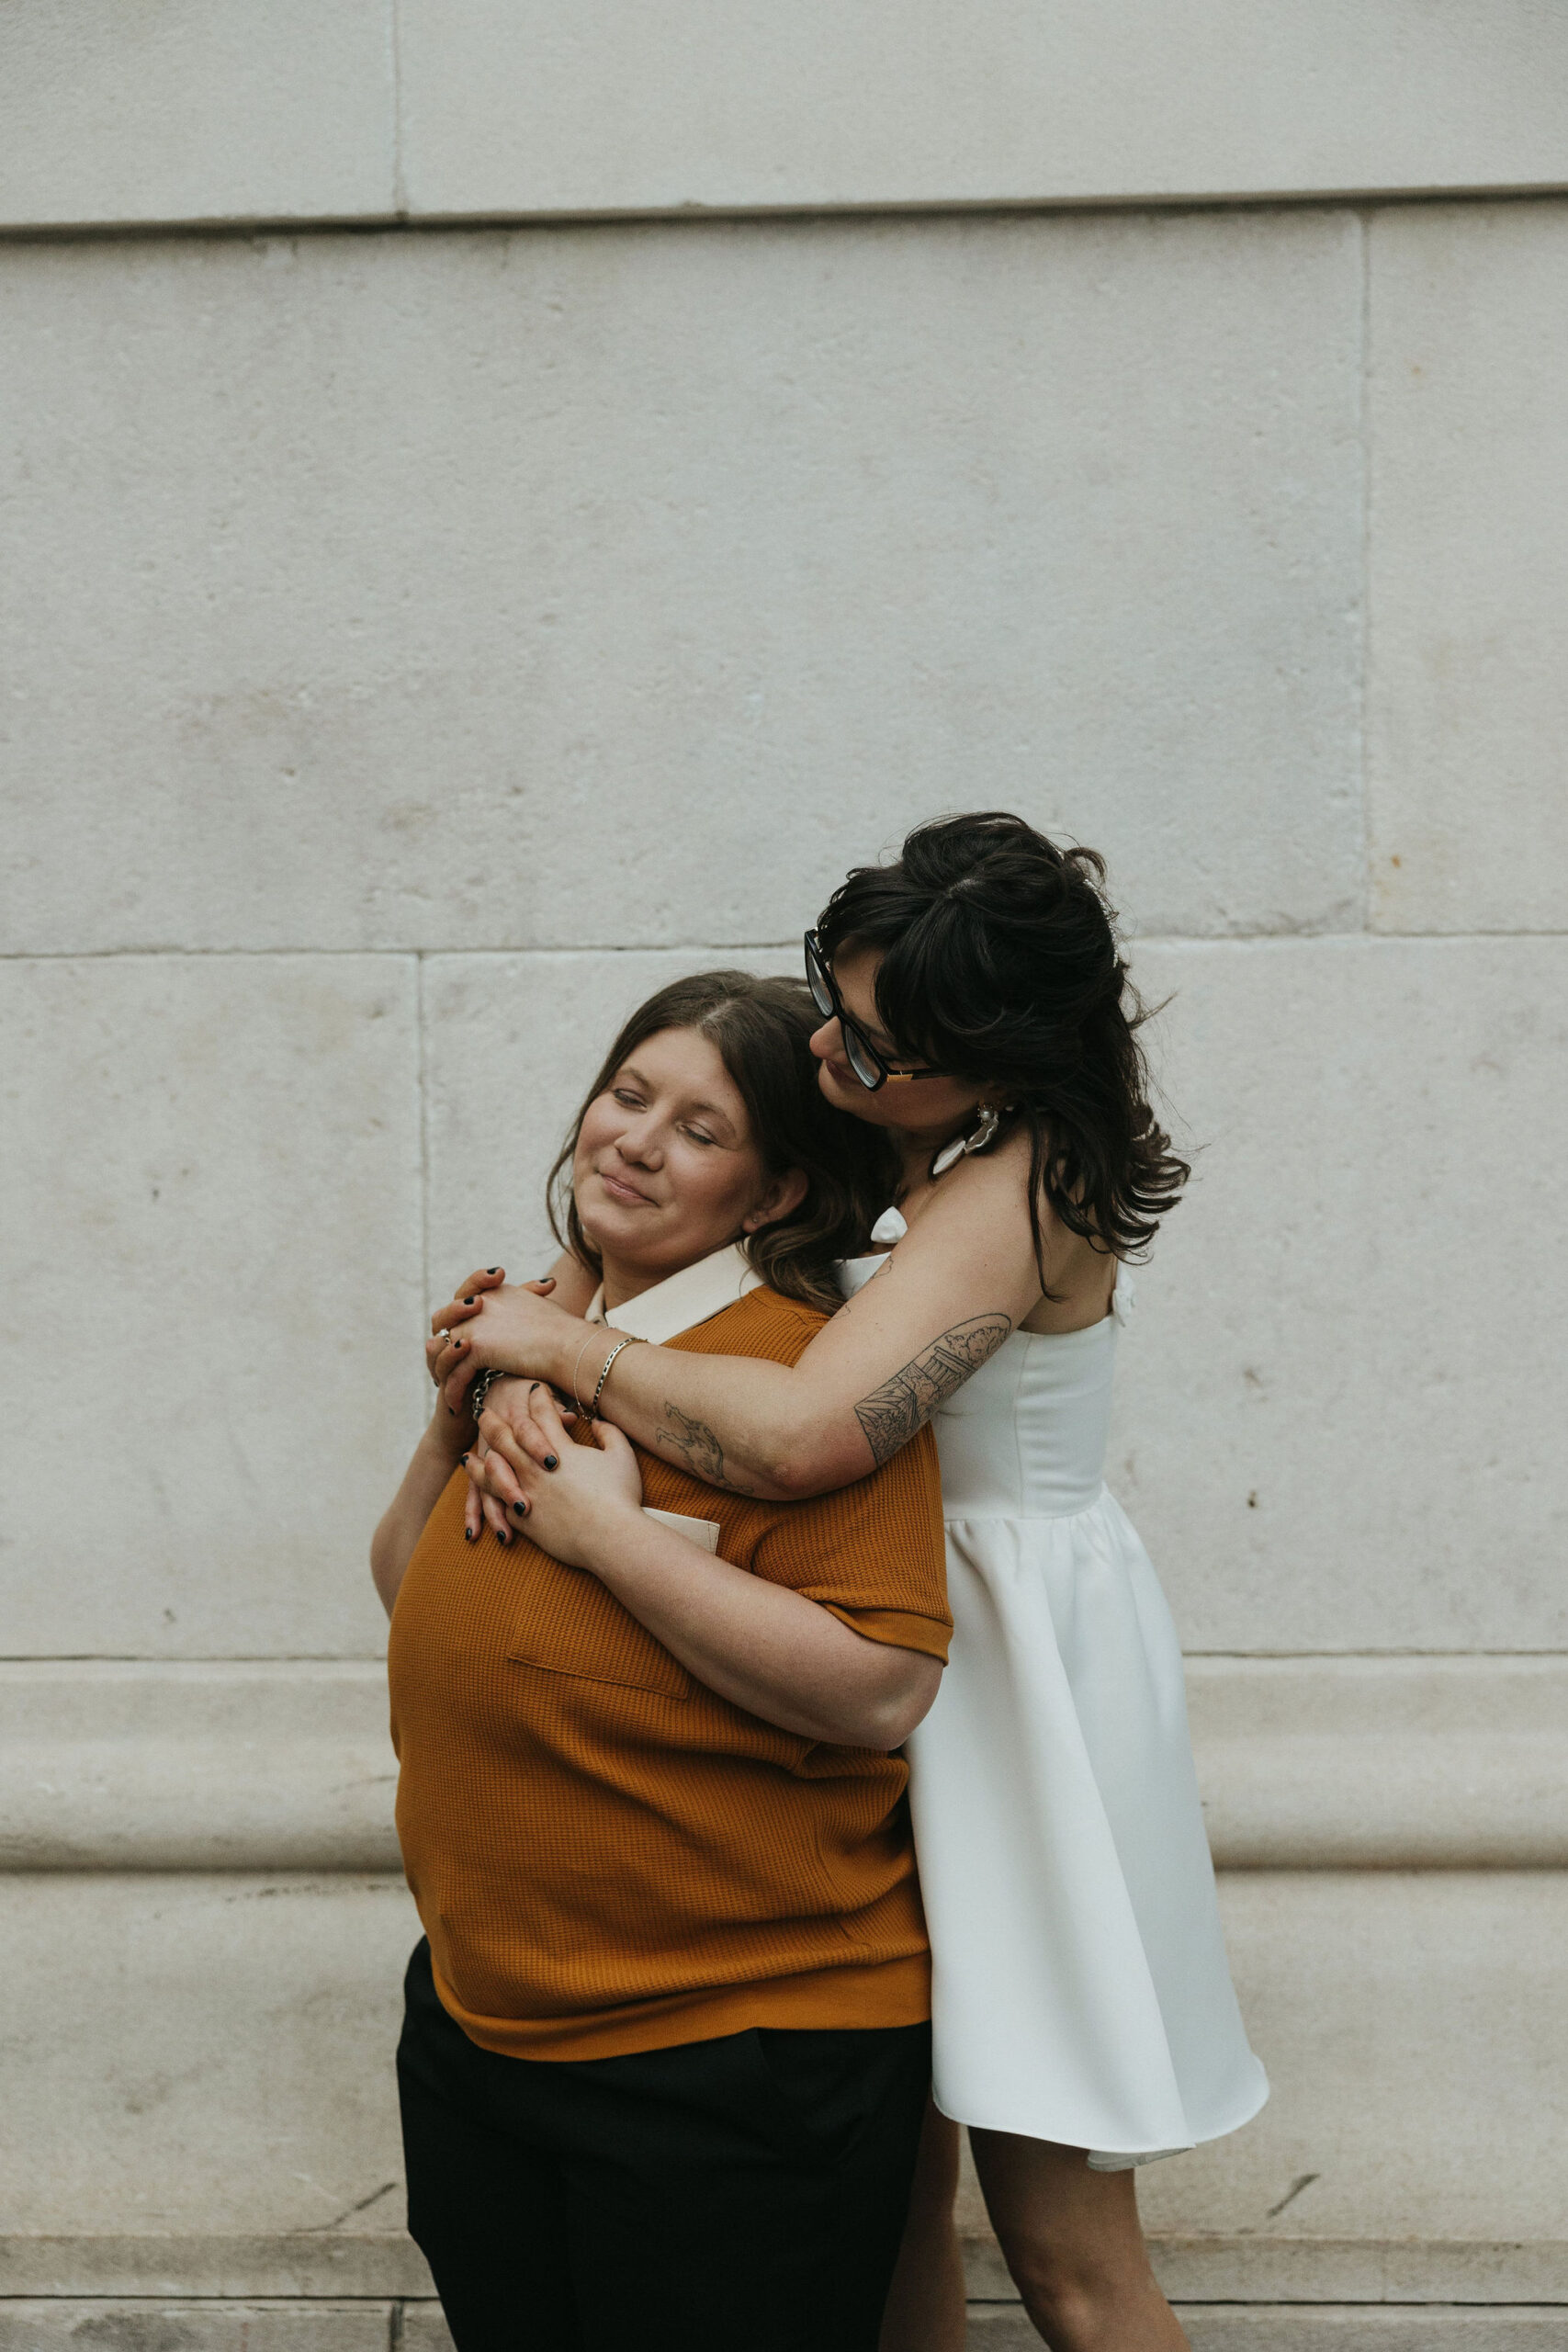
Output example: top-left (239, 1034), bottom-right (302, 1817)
top-left (0, 1874), bottom-right (418, 2236)
top-left (1368, 202), bottom-right (1568, 933)
top-left (1, 956), bottom-right (420, 1656)
top-left (3, 10), bottom-right (1567, 2334)
top-left (395, 0), bottom-right (1568, 217)
top-left (0, 1), bottom-right (395, 230)
top-left (0, 211), bottom-right (1364, 956)
top-left (5, 1), bottom-right (1568, 227)
top-left (1114, 937), bottom-right (1568, 1649)
top-left (1134, 1872), bottom-right (1568, 2248)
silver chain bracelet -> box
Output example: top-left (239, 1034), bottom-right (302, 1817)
top-left (590, 1334), bottom-right (642, 1417)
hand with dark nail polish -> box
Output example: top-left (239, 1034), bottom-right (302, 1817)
top-left (513, 1501), bottom-right (528, 1519)
top-left (543, 1454), bottom-right (558, 1472)
top-left (487, 1267), bottom-right (501, 1274)
top-left (462, 1296), bottom-right (476, 1305)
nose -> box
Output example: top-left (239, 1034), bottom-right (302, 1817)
top-left (614, 1116), bottom-right (664, 1168)
top-left (808, 1015), bottom-right (840, 1064)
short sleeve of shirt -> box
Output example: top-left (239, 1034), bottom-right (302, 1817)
top-left (746, 1425), bottom-right (951, 1663)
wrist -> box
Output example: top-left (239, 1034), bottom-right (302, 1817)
top-left (551, 1319), bottom-right (591, 1393)
top-left (573, 1491), bottom-right (645, 1567)
top-left (565, 1328), bottom-right (644, 1418)
top-left (422, 1413), bottom-right (469, 1466)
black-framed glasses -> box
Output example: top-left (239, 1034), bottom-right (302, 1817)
top-left (804, 930), bottom-right (956, 1092)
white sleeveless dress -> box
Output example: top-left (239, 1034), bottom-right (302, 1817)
top-left (840, 1215), bottom-right (1267, 2165)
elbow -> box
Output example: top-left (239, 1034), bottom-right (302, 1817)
top-left (757, 1413), bottom-right (872, 1503)
top-left (876, 1679), bottom-right (942, 1751)
top-left (757, 1454), bottom-right (823, 1505)
top-left (850, 1657), bottom-right (944, 1753)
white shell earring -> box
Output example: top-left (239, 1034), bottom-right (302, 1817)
top-left (931, 1100), bottom-right (1000, 1178)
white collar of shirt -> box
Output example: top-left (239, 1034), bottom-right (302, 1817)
top-left (585, 1240), bottom-right (762, 1344)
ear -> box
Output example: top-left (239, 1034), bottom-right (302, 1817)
top-left (742, 1165), bottom-right (809, 1233)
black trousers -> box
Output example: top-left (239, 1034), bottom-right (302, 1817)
top-left (397, 1939), bottom-right (931, 2352)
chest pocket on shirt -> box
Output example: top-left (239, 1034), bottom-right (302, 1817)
top-left (507, 1534), bottom-right (694, 1701)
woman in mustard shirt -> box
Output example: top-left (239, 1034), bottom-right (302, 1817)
top-left (373, 969), bottom-right (952, 2352)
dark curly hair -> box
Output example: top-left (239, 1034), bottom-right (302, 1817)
top-left (547, 970), bottom-right (897, 1316)
top-left (816, 812), bottom-right (1188, 1284)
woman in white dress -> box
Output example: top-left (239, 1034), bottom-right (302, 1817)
top-left (436, 813), bottom-right (1267, 2352)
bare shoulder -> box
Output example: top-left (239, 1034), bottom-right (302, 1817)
top-left (894, 1129), bottom-right (1113, 1333)
top-left (896, 1126), bottom-right (1049, 1260)
top-left (837, 1137), bottom-right (1045, 1347)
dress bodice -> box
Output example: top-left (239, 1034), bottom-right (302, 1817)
top-left (839, 1211), bottom-right (1125, 1521)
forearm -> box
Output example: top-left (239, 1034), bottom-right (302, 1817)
top-left (371, 1421), bottom-right (464, 1618)
top-left (592, 1340), bottom-right (872, 1501)
top-left (584, 1512), bottom-right (940, 1748)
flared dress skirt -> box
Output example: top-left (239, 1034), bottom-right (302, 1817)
top-left (841, 1237), bottom-right (1268, 2162)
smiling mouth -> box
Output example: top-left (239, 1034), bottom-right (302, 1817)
top-left (597, 1169), bottom-right (655, 1207)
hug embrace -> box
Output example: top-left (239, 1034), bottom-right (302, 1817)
top-left (372, 812), bottom-right (1268, 2352)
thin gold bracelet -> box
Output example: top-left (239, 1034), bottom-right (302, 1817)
top-left (570, 1334), bottom-right (601, 1421)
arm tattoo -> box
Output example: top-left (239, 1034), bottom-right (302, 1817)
top-left (653, 1402), bottom-right (759, 1496)
top-left (853, 1314), bottom-right (1013, 1465)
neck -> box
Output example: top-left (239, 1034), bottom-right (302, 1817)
top-left (598, 1252), bottom-right (660, 1312)
top-left (897, 1114), bottom-right (970, 1187)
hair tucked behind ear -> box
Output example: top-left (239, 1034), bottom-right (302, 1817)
top-left (817, 812), bottom-right (1188, 1286)
top-left (547, 970), bottom-right (896, 1315)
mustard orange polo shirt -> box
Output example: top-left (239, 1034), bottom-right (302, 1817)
top-left (388, 1284), bottom-right (950, 2062)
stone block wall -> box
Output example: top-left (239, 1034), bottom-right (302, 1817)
top-left (3, 11), bottom-right (1565, 2344)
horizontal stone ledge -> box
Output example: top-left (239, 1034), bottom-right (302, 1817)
top-left (3, 2234), bottom-right (1563, 2306)
top-left (5, 2309), bottom-right (1561, 2352)
top-left (0, 2307), bottom-right (402, 2352)
top-left (0, 2239), bottom-right (434, 2302)
top-left (2, 1657), bottom-right (1565, 1871)
top-left (1186, 1657), bottom-right (1568, 1871)
top-left (6, 183), bottom-right (1568, 243)
top-left (0, 1664), bottom-right (401, 1874)
top-left (1083, 2320), bottom-right (1568, 2348)
top-left (988, 2238), bottom-right (1568, 2308)
top-left (1155, 2242), bottom-right (1568, 2309)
